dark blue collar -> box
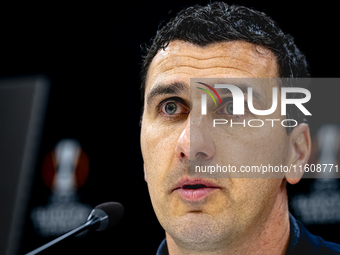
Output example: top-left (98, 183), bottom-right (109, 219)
top-left (156, 238), bottom-right (168, 255)
top-left (285, 212), bottom-right (301, 254)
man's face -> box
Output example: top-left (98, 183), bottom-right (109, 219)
top-left (140, 40), bottom-right (294, 249)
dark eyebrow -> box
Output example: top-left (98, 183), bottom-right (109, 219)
top-left (215, 83), bottom-right (263, 102)
top-left (146, 81), bottom-right (188, 106)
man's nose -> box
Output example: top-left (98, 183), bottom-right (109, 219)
top-left (175, 118), bottom-right (215, 161)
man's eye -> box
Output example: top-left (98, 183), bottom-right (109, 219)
top-left (226, 103), bottom-right (233, 115)
top-left (164, 102), bottom-right (177, 115)
top-left (216, 102), bottom-right (234, 115)
top-left (158, 99), bottom-right (189, 118)
top-left (215, 101), bottom-right (248, 116)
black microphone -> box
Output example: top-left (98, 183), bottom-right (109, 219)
top-left (25, 202), bottom-right (124, 255)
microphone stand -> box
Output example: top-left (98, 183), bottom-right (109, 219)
top-left (25, 216), bottom-right (102, 255)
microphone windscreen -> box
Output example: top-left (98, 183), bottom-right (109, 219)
top-left (95, 202), bottom-right (124, 229)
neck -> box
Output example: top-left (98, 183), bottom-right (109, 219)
top-left (166, 182), bottom-right (290, 255)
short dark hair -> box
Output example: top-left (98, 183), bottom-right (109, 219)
top-left (140, 2), bottom-right (310, 130)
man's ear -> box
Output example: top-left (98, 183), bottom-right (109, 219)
top-left (285, 123), bottom-right (312, 185)
top-left (143, 163), bottom-right (147, 182)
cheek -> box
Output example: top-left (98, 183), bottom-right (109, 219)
top-left (231, 178), bottom-right (282, 224)
top-left (141, 121), bottom-right (178, 174)
top-left (140, 119), bottom-right (184, 201)
top-left (215, 124), bottom-right (290, 167)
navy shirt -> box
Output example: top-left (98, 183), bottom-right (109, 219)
top-left (156, 213), bottom-right (340, 255)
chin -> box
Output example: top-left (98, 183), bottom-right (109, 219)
top-left (165, 212), bottom-right (232, 249)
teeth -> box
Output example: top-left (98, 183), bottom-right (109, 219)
top-left (183, 184), bottom-right (206, 189)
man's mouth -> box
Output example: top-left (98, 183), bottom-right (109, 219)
top-left (182, 184), bottom-right (208, 189)
top-left (173, 178), bottom-right (221, 201)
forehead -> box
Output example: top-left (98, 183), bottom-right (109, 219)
top-left (145, 40), bottom-right (279, 95)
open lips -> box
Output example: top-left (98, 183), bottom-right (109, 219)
top-left (173, 178), bottom-right (221, 190)
top-left (181, 184), bottom-right (208, 189)
top-left (174, 184), bottom-right (218, 190)
top-left (173, 178), bottom-right (221, 201)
